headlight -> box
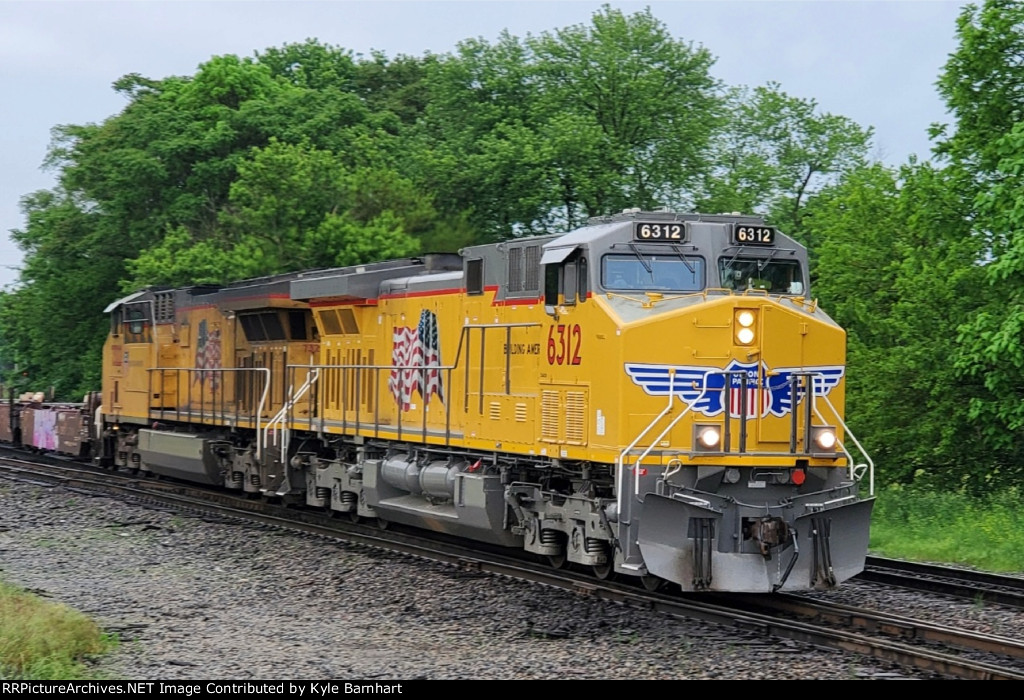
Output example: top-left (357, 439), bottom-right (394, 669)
top-left (812, 426), bottom-right (837, 451)
top-left (694, 424), bottom-right (722, 451)
top-left (734, 309), bottom-right (757, 345)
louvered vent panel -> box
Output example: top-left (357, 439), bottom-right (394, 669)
top-left (565, 391), bottom-right (586, 444)
top-left (524, 246), bottom-right (540, 291)
top-left (508, 247), bottom-right (524, 292)
top-left (515, 402), bottom-right (528, 422)
top-left (154, 292), bottom-right (175, 323)
top-left (541, 391), bottom-right (560, 441)
top-left (489, 401), bottom-right (501, 421)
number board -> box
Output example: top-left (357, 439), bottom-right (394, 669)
top-left (633, 222), bottom-right (687, 242)
top-left (732, 225), bottom-right (777, 246)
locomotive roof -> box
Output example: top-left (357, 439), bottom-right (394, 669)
top-left (104, 210), bottom-right (799, 314)
top-left (460, 210), bottom-right (782, 260)
top-left (290, 253), bottom-right (463, 302)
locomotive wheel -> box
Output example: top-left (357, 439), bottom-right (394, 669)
top-left (640, 574), bottom-right (664, 592)
top-left (592, 561), bottom-right (614, 580)
top-left (546, 552), bottom-right (567, 570)
top-left (349, 510), bottom-right (361, 524)
top-left (376, 517), bottom-right (390, 530)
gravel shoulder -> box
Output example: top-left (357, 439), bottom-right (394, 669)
top-left (0, 480), bottom-right (936, 680)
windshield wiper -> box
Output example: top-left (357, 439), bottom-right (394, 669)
top-left (628, 243), bottom-right (653, 274)
top-left (757, 247), bottom-right (780, 272)
top-left (670, 244), bottom-right (696, 273)
top-left (723, 246), bottom-right (747, 271)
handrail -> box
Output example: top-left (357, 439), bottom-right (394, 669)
top-left (617, 370), bottom-right (690, 516)
top-left (615, 366), bottom-right (875, 509)
top-left (148, 367), bottom-right (271, 459)
top-left (614, 368), bottom-right (704, 515)
top-left (274, 321), bottom-right (543, 445)
top-left (629, 372), bottom-right (720, 499)
top-left (815, 396), bottom-right (875, 496)
top-left (261, 366), bottom-right (320, 459)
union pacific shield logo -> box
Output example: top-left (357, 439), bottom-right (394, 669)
top-left (624, 360), bottom-right (844, 419)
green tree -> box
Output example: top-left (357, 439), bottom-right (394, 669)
top-left (933, 0), bottom-right (1024, 175)
top-left (956, 124), bottom-right (1024, 462)
top-left (701, 83), bottom-right (873, 244)
top-left (528, 4), bottom-right (723, 217)
top-left (414, 5), bottom-right (724, 239)
top-left (412, 31), bottom-right (546, 238)
top-left (353, 50), bottom-right (437, 127)
top-left (219, 138), bottom-right (351, 273)
top-left (0, 191), bottom-right (112, 397)
top-left (933, 0), bottom-right (1024, 484)
top-left (129, 139), bottom-right (423, 286)
top-left (808, 162), bottom-right (994, 489)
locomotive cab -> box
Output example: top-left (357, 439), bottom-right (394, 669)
top-left (558, 212), bottom-right (874, 592)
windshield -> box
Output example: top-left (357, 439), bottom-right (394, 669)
top-left (718, 257), bottom-right (804, 294)
top-left (602, 254), bottom-right (704, 292)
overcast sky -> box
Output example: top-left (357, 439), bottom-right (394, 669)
top-left (0, 0), bottom-right (967, 290)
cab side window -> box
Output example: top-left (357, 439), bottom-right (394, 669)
top-left (543, 254), bottom-right (588, 311)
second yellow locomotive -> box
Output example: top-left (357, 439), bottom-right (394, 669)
top-left (96, 210), bottom-right (874, 592)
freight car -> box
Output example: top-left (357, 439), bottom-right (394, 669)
top-left (1, 392), bottom-right (96, 459)
top-left (7, 210), bottom-right (876, 593)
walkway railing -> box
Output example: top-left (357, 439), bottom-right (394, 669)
top-left (147, 367), bottom-right (271, 457)
top-left (261, 321), bottom-right (542, 458)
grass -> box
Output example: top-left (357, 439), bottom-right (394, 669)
top-left (0, 580), bottom-right (116, 680)
top-left (869, 484), bottom-right (1024, 573)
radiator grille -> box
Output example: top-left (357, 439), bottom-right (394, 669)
top-left (541, 391), bottom-right (560, 441)
top-left (515, 402), bottom-right (528, 422)
top-left (565, 391), bottom-right (586, 444)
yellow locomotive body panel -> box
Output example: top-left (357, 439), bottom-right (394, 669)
top-left (303, 288), bottom-right (848, 471)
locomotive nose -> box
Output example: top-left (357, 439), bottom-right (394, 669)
top-left (638, 490), bottom-right (873, 592)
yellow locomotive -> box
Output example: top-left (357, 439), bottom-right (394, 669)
top-left (95, 210), bottom-right (874, 592)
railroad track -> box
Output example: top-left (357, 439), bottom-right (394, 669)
top-left (720, 592), bottom-right (1024, 678)
top-left (1, 451), bottom-right (1022, 680)
top-left (860, 556), bottom-right (1024, 609)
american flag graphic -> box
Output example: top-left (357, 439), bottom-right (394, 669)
top-left (728, 374), bottom-right (769, 419)
top-left (389, 309), bottom-right (444, 411)
top-left (194, 319), bottom-right (222, 391)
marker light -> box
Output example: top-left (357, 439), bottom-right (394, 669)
top-left (791, 469), bottom-right (806, 486)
